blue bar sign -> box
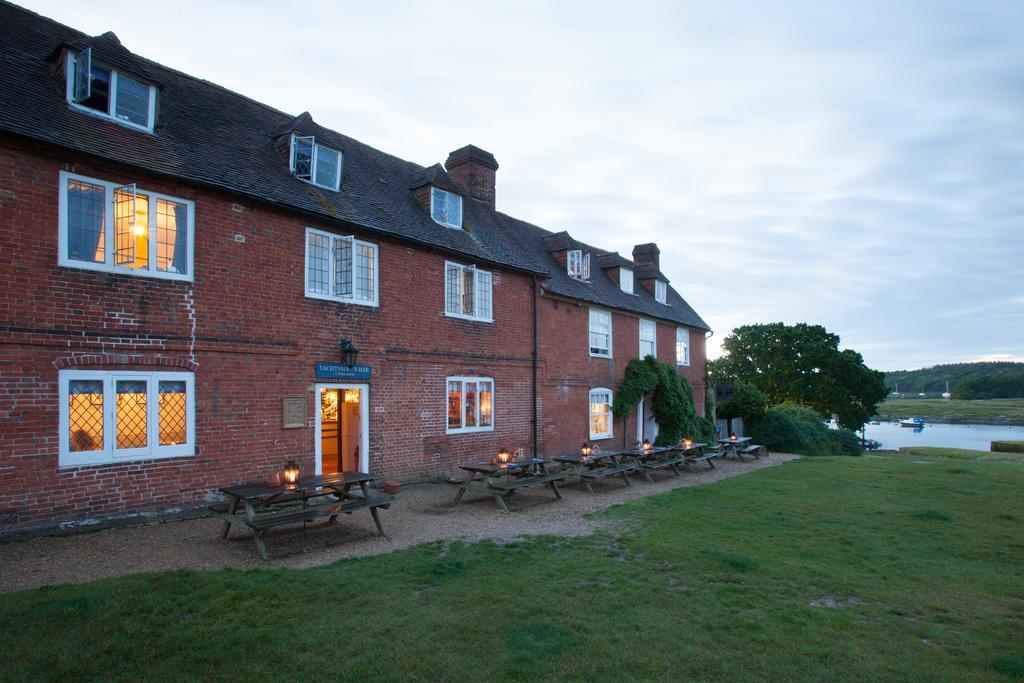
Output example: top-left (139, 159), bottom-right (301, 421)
top-left (316, 363), bottom-right (372, 380)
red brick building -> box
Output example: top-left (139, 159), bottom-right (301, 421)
top-left (0, 2), bottom-right (710, 532)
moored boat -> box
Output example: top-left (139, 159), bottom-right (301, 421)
top-left (900, 417), bottom-right (926, 428)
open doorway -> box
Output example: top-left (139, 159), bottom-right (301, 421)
top-left (637, 396), bottom-right (660, 445)
top-left (315, 383), bottom-right (369, 474)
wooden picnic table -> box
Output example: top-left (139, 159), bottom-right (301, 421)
top-left (213, 471), bottom-right (392, 560)
top-left (450, 457), bottom-right (567, 513)
top-left (625, 445), bottom-right (687, 479)
top-left (554, 450), bottom-right (640, 493)
top-left (718, 437), bottom-right (753, 459)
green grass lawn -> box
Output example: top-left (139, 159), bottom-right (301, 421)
top-left (877, 398), bottom-right (1024, 423)
top-left (1, 457), bottom-right (1022, 681)
top-left (898, 446), bottom-right (1024, 463)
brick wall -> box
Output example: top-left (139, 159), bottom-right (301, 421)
top-left (0, 138), bottom-right (537, 529)
top-left (535, 295), bottom-right (706, 457)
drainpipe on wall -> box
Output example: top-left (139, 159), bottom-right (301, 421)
top-left (532, 275), bottom-right (539, 457)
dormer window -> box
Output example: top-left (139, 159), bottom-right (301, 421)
top-left (431, 188), bottom-right (463, 229)
top-left (620, 267), bottom-right (634, 294)
top-left (567, 249), bottom-right (590, 281)
top-left (67, 48), bottom-right (156, 132)
top-left (290, 134), bottom-right (342, 190)
top-left (655, 280), bottom-right (668, 304)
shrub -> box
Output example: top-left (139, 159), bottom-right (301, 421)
top-left (747, 404), bottom-right (861, 456)
top-left (716, 381), bottom-right (768, 421)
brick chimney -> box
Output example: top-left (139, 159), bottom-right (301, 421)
top-left (445, 145), bottom-right (498, 208)
top-left (632, 243), bottom-right (660, 269)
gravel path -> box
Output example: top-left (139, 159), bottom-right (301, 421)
top-left (0, 453), bottom-right (799, 594)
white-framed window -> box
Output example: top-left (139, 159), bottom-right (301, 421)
top-left (66, 48), bottom-right (157, 132)
top-left (290, 134), bottom-right (342, 191)
top-left (305, 228), bottom-right (378, 307)
top-left (589, 388), bottom-right (613, 440)
top-left (446, 377), bottom-right (494, 434)
top-left (639, 319), bottom-right (657, 358)
top-left (620, 267), bottom-right (634, 294)
top-left (589, 308), bottom-right (612, 357)
top-left (58, 171), bottom-right (193, 281)
top-left (431, 187), bottom-right (463, 229)
top-left (567, 249), bottom-right (591, 280)
top-left (444, 261), bottom-right (493, 322)
top-left (58, 369), bottom-right (195, 468)
top-left (655, 280), bottom-right (668, 304)
top-left (676, 327), bottom-right (690, 366)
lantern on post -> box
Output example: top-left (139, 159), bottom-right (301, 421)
top-left (339, 339), bottom-right (359, 366)
top-left (283, 459), bottom-right (300, 488)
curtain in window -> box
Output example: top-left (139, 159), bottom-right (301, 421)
top-left (171, 203), bottom-right (188, 274)
top-left (67, 180), bottom-right (105, 263)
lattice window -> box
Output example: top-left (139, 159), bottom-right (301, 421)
top-left (60, 172), bottom-right (193, 281)
top-left (60, 371), bottom-right (193, 467)
top-left (116, 380), bottom-right (148, 449)
top-left (68, 49), bottom-right (155, 131)
top-left (69, 380), bottom-right (103, 452)
top-left (304, 229), bottom-right (377, 305)
top-left (291, 135), bottom-right (314, 180)
top-left (431, 187), bottom-right (462, 229)
top-left (444, 262), bottom-right (492, 321)
top-left (158, 381), bottom-right (187, 446)
top-left (66, 179), bottom-right (106, 263)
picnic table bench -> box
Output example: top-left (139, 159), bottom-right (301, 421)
top-left (626, 445), bottom-right (686, 480)
top-left (740, 444), bottom-right (768, 459)
top-left (681, 442), bottom-right (719, 469)
top-left (450, 458), bottom-right (566, 513)
top-left (554, 450), bottom-right (638, 493)
top-left (213, 471), bottom-right (392, 560)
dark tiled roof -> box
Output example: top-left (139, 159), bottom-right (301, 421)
top-left (0, 0), bottom-right (710, 331)
top-left (488, 213), bottom-right (711, 331)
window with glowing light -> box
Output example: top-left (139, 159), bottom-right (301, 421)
top-left (444, 261), bottom-right (492, 322)
top-left (58, 171), bottom-right (193, 281)
top-left (67, 48), bottom-right (157, 132)
top-left (446, 377), bottom-right (494, 434)
top-left (589, 388), bottom-right (613, 440)
top-left (59, 370), bottom-right (195, 467)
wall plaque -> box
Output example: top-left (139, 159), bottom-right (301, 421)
top-left (282, 397), bottom-right (307, 428)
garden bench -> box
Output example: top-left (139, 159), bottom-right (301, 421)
top-left (576, 463), bottom-right (635, 493)
top-left (685, 451), bottom-right (718, 469)
top-left (740, 444), bottom-right (767, 459)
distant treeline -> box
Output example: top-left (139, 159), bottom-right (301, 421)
top-left (885, 362), bottom-right (1024, 399)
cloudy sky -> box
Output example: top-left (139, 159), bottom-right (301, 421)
top-left (27, 0), bottom-right (1024, 371)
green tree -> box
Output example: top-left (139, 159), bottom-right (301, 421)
top-left (715, 381), bottom-right (768, 421)
top-left (710, 322), bottom-right (887, 431)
